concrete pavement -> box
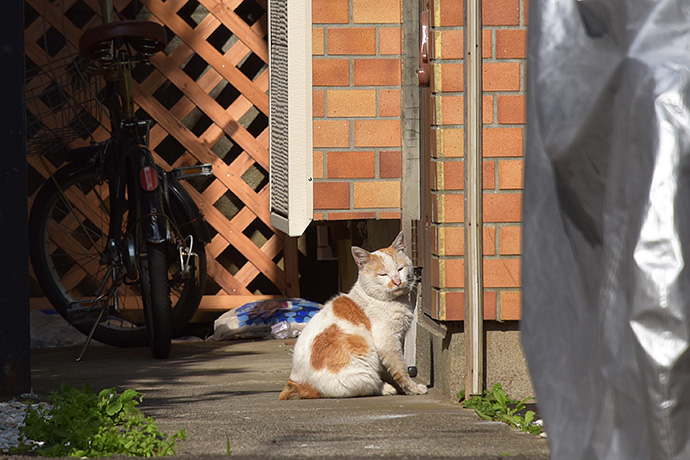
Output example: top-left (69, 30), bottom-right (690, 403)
top-left (20, 339), bottom-right (549, 459)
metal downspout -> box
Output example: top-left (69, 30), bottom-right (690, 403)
top-left (463, 0), bottom-right (484, 396)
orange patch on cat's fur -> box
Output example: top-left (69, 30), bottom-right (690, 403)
top-left (310, 324), bottom-right (370, 373)
top-left (278, 379), bottom-right (322, 400)
top-left (332, 296), bottom-right (371, 330)
top-left (359, 253), bottom-right (386, 274)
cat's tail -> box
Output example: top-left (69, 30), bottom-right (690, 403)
top-left (278, 379), bottom-right (322, 400)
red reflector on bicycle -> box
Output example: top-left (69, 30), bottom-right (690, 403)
top-left (140, 166), bottom-right (158, 191)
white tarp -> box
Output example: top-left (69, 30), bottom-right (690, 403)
top-left (522, 1), bottom-right (690, 458)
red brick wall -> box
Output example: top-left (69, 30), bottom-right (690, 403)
top-left (311, 0), bottom-right (527, 320)
top-left (312, 0), bottom-right (403, 220)
top-left (429, 0), bottom-right (526, 321)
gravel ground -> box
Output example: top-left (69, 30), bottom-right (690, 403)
top-left (0, 396), bottom-right (50, 453)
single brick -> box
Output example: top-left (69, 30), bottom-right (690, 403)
top-left (378, 211), bottom-right (402, 220)
top-left (483, 160), bottom-right (496, 189)
top-left (313, 90), bottom-right (325, 117)
top-left (483, 193), bottom-right (523, 223)
top-left (313, 28), bottom-right (325, 55)
top-left (354, 119), bottom-right (401, 147)
top-left (314, 182), bottom-right (350, 209)
top-left (431, 159), bottom-right (440, 189)
top-left (313, 120), bottom-right (350, 148)
top-left (430, 257), bottom-right (440, 289)
top-left (483, 0), bottom-right (520, 25)
top-left (484, 258), bottom-right (521, 288)
top-left (353, 181), bottom-right (401, 208)
top-left (483, 62), bottom-right (521, 91)
top-left (483, 128), bottom-right (523, 157)
top-left (353, 59), bottom-right (401, 85)
top-left (435, 127), bottom-right (464, 158)
top-left (442, 160), bottom-right (463, 190)
top-left (379, 89), bottom-right (401, 116)
top-left (496, 29), bottom-right (526, 59)
top-left (313, 212), bottom-right (325, 220)
top-left (327, 89), bottom-right (377, 117)
top-left (484, 290), bottom-right (498, 320)
top-left (500, 290), bottom-right (522, 320)
top-left (484, 225), bottom-right (497, 255)
top-left (442, 225), bottom-right (464, 255)
top-left (438, 30), bottom-right (463, 59)
top-left (379, 150), bottom-right (402, 178)
top-left (437, 62), bottom-right (464, 92)
top-left (431, 225), bottom-right (439, 255)
top-left (484, 95), bottom-right (495, 124)
top-left (441, 291), bottom-right (463, 321)
top-left (313, 0), bottom-right (349, 23)
top-left (442, 193), bottom-right (464, 223)
top-left (440, 94), bottom-right (463, 125)
top-left (444, 258), bottom-right (465, 288)
top-left (353, 0), bottom-right (401, 23)
top-left (327, 28), bottom-right (377, 55)
top-left (328, 211), bottom-right (378, 220)
top-left (498, 159), bottom-right (524, 189)
top-left (378, 211), bottom-right (402, 219)
top-left (313, 59), bottom-right (350, 86)
top-left (483, 29), bottom-right (493, 58)
top-left (313, 151), bottom-right (324, 179)
top-left (380, 27), bottom-right (402, 55)
top-left (499, 225), bottom-right (522, 255)
top-left (497, 94), bottom-right (526, 124)
top-left (433, 0), bottom-right (462, 26)
top-left (327, 151), bottom-right (376, 178)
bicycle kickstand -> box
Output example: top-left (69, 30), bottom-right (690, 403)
top-left (76, 302), bottom-right (109, 362)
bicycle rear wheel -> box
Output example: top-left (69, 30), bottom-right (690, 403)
top-left (29, 159), bottom-right (207, 348)
top-left (141, 241), bottom-right (172, 358)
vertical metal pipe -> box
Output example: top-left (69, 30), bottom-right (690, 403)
top-left (463, 0), bottom-right (484, 396)
top-left (100, 0), bottom-right (113, 23)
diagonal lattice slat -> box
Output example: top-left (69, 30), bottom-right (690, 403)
top-left (26, 0), bottom-right (299, 314)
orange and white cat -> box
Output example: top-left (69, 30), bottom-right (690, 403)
top-left (279, 232), bottom-right (427, 399)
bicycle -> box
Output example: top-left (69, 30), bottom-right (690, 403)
top-left (28, 7), bottom-right (212, 359)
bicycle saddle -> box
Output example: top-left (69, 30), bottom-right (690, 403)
top-left (80, 20), bottom-right (167, 61)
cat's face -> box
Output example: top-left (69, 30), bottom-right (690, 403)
top-left (352, 232), bottom-right (415, 300)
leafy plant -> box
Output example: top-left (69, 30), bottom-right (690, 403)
top-left (11, 383), bottom-right (185, 457)
top-left (459, 383), bottom-right (543, 435)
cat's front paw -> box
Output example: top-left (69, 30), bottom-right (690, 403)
top-left (411, 383), bottom-right (428, 395)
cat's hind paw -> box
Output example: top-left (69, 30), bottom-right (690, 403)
top-left (382, 382), bottom-right (398, 396)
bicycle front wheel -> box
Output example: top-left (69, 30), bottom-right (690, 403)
top-left (29, 159), bottom-right (207, 348)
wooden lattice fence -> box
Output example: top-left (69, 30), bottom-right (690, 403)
top-left (25, 0), bottom-right (299, 317)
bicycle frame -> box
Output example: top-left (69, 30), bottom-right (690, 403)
top-left (97, 47), bottom-right (169, 247)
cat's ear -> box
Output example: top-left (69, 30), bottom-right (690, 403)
top-left (392, 231), bottom-right (406, 253)
top-left (351, 246), bottom-right (370, 268)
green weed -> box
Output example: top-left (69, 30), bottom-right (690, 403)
top-left (11, 383), bottom-right (185, 457)
top-left (458, 383), bottom-right (543, 435)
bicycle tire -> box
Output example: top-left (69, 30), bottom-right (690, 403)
top-left (29, 159), bottom-right (207, 348)
top-left (141, 241), bottom-right (172, 358)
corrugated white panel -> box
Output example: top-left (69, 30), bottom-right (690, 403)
top-left (268, 0), bottom-right (313, 237)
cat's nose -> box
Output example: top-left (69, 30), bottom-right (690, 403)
top-left (392, 276), bottom-right (401, 287)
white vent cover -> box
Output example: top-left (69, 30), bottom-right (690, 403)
top-left (268, 0), bottom-right (313, 237)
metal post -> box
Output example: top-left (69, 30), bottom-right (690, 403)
top-left (0, 0), bottom-right (30, 397)
top-left (463, 0), bottom-right (484, 396)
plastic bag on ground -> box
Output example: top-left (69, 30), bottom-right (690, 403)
top-left (212, 298), bottom-right (322, 340)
